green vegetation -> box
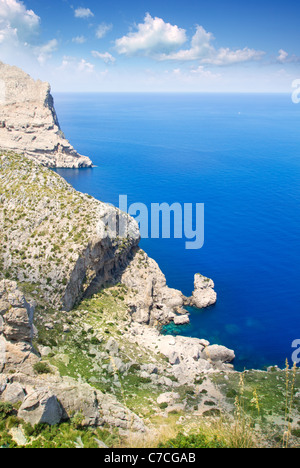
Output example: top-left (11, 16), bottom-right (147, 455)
top-left (0, 402), bottom-right (119, 448)
top-left (159, 432), bottom-right (227, 449)
top-left (33, 362), bottom-right (52, 375)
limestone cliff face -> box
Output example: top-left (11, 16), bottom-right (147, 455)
top-left (0, 152), bottom-right (140, 311)
top-left (0, 152), bottom-right (186, 326)
top-left (0, 62), bottom-right (92, 168)
top-left (0, 280), bottom-right (38, 375)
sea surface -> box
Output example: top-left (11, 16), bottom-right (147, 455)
top-left (53, 93), bottom-right (300, 371)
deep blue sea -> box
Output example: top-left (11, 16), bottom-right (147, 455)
top-left (53, 93), bottom-right (300, 371)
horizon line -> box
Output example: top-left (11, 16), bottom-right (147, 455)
top-left (52, 90), bottom-right (292, 95)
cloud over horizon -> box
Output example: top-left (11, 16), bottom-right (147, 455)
top-left (0, 1), bottom-right (298, 93)
top-left (116, 16), bottom-right (265, 66)
top-left (115, 13), bottom-right (187, 56)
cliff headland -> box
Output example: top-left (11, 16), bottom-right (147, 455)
top-left (0, 63), bottom-right (299, 449)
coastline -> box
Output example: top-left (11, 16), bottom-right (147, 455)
top-left (1, 62), bottom-right (300, 448)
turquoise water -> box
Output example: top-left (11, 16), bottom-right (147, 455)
top-left (53, 93), bottom-right (300, 370)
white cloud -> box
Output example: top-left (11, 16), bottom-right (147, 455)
top-left (203, 47), bottom-right (265, 66)
top-left (170, 65), bottom-right (221, 81)
top-left (72, 35), bottom-right (87, 44)
top-left (115, 13), bottom-right (187, 56)
top-left (160, 25), bottom-right (214, 61)
top-left (115, 16), bottom-right (264, 66)
top-left (78, 58), bottom-right (94, 72)
top-left (0, 0), bottom-right (48, 66)
top-left (190, 65), bottom-right (221, 79)
top-left (277, 49), bottom-right (300, 64)
top-left (159, 24), bottom-right (265, 66)
top-left (91, 50), bottom-right (115, 64)
top-left (96, 23), bottom-right (112, 39)
top-left (36, 39), bottom-right (58, 65)
top-left (60, 56), bottom-right (95, 74)
top-left (74, 7), bottom-right (94, 19)
top-left (0, 0), bottom-right (40, 44)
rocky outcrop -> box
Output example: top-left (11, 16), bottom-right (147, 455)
top-left (0, 61), bottom-right (92, 168)
top-left (0, 280), bottom-right (38, 374)
top-left (0, 152), bottom-right (140, 311)
top-left (121, 248), bottom-right (185, 326)
top-left (0, 280), bottom-right (145, 432)
top-left (188, 274), bottom-right (217, 309)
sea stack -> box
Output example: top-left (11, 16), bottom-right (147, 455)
top-left (0, 61), bottom-right (92, 168)
top-left (190, 274), bottom-right (217, 308)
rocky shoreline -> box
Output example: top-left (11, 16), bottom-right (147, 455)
top-left (0, 278), bottom-right (234, 431)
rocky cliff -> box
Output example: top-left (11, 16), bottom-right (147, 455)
top-left (0, 62), bottom-right (92, 168)
top-left (0, 152), bottom-right (190, 329)
top-left (0, 280), bottom-right (145, 431)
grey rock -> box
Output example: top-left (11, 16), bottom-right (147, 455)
top-left (2, 382), bottom-right (26, 404)
top-left (157, 392), bottom-right (180, 406)
top-left (202, 345), bottom-right (235, 363)
top-left (105, 337), bottom-right (119, 356)
top-left (168, 351), bottom-right (180, 366)
top-left (0, 375), bottom-right (8, 394)
top-left (39, 346), bottom-right (52, 357)
top-left (18, 389), bottom-right (63, 426)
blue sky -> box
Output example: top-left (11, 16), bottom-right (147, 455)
top-left (0, 0), bottom-right (300, 92)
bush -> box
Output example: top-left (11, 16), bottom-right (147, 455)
top-left (90, 337), bottom-right (100, 345)
top-left (0, 402), bottom-right (14, 419)
top-left (159, 403), bottom-right (168, 410)
top-left (33, 362), bottom-right (52, 375)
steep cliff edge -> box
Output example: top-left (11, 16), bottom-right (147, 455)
top-left (0, 152), bottom-right (186, 326)
top-left (0, 62), bottom-right (92, 168)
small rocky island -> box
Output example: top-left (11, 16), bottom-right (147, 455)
top-left (0, 62), bottom-right (299, 449)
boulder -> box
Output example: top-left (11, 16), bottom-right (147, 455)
top-left (2, 382), bottom-right (26, 404)
top-left (202, 345), bottom-right (235, 363)
top-left (18, 389), bottom-right (63, 426)
top-left (173, 315), bottom-right (190, 325)
top-left (157, 392), bottom-right (180, 406)
top-left (3, 307), bottom-right (33, 343)
top-left (105, 337), bottom-right (119, 356)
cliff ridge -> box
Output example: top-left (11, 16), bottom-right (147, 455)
top-left (0, 62), bottom-right (92, 168)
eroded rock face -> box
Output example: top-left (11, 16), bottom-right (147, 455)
top-left (0, 153), bottom-right (140, 312)
top-left (0, 61), bottom-right (92, 168)
top-left (0, 280), bottom-right (38, 373)
top-left (0, 152), bottom-right (189, 323)
top-left (121, 248), bottom-right (185, 326)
